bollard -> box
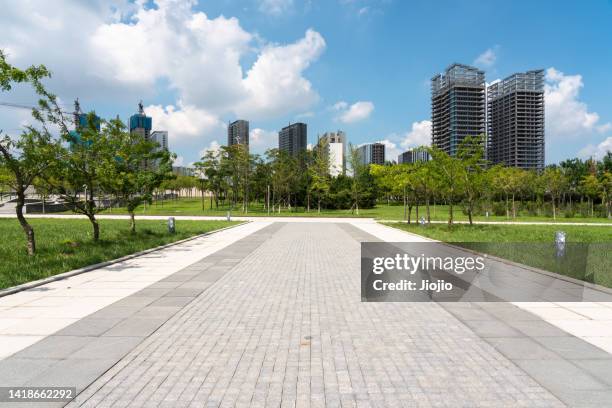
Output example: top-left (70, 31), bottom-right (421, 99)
top-left (226, 211), bottom-right (231, 222)
top-left (167, 217), bottom-right (176, 234)
top-left (555, 231), bottom-right (566, 258)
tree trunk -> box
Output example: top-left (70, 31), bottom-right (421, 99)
top-left (552, 197), bottom-right (557, 220)
top-left (87, 213), bottom-right (100, 241)
top-left (512, 193), bottom-right (516, 219)
top-left (407, 204), bottom-right (412, 224)
top-left (448, 202), bottom-right (454, 227)
top-left (468, 203), bottom-right (473, 225)
top-left (505, 193), bottom-right (510, 219)
top-left (426, 197), bottom-right (431, 223)
top-left (129, 211), bottom-right (136, 233)
top-left (16, 191), bottom-right (36, 256)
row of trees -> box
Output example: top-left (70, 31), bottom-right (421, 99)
top-left (192, 139), bottom-right (377, 215)
top-left (189, 132), bottom-right (611, 225)
top-left (0, 51), bottom-right (173, 255)
top-left (372, 137), bottom-right (612, 225)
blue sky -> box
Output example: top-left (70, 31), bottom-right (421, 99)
top-left (1, 0), bottom-right (611, 165)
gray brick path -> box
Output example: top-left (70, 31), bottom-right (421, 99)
top-left (68, 223), bottom-right (564, 407)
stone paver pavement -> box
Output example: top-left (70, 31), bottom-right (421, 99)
top-left (68, 223), bottom-right (564, 407)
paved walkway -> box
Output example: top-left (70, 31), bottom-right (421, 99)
top-left (0, 221), bottom-right (611, 407)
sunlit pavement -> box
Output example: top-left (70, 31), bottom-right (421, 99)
top-left (0, 220), bottom-right (611, 406)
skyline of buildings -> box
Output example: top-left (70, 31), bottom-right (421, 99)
top-left (85, 63), bottom-right (545, 175)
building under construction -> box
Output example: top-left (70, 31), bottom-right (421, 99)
top-left (487, 70), bottom-right (545, 171)
top-left (431, 63), bottom-right (486, 156)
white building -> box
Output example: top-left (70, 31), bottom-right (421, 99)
top-left (150, 130), bottom-right (168, 151)
top-left (319, 131), bottom-right (346, 176)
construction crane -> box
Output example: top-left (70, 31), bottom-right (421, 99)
top-left (0, 100), bottom-right (83, 132)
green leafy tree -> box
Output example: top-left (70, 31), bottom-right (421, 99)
top-left (108, 117), bottom-right (173, 232)
top-left (0, 50), bottom-right (60, 255)
top-left (456, 135), bottom-right (486, 225)
top-left (543, 167), bottom-right (568, 220)
top-left (429, 147), bottom-right (465, 226)
top-left (580, 174), bottom-right (601, 217)
top-left (309, 139), bottom-right (331, 213)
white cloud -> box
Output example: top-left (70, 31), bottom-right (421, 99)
top-left (198, 140), bottom-right (222, 159)
top-left (145, 103), bottom-right (225, 147)
top-left (173, 156), bottom-right (185, 166)
top-left (376, 139), bottom-right (400, 163)
top-left (545, 68), bottom-right (610, 140)
top-left (258, 0), bottom-right (294, 15)
top-left (241, 29), bottom-right (325, 118)
top-left (578, 137), bottom-right (612, 160)
top-left (474, 47), bottom-right (497, 68)
top-left (400, 120), bottom-right (431, 149)
top-left (0, 1), bottom-right (328, 166)
top-left (89, 4), bottom-right (325, 119)
top-left (333, 100), bottom-right (374, 123)
top-left (249, 128), bottom-right (277, 151)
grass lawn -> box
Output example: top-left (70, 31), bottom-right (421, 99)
top-left (97, 198), bottom-right (612, 223)
top-left (387, 222), bottom-right (612, 288)
top-left (0, 218), bottom-right (238, 290)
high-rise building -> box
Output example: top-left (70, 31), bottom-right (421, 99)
top-left (357, 143), bottom-right (385, 166)
top-left (318, 131), bottom-right (346, 176)
top-left (130, 101), bottom-right (152, 141)
top-left (487, 70), bottom-right (545, 171)
top-left (149, 130), bottom-right (169, 169)
top-left (227, 119), bottom-right (249, 149)
top-left (279, 123), bottom-right (307, 157)
top-left (431, 63), bottom-right (486, 156)
top-left (150, 131), bottom-right (168, 152)
top-left (398, 147), bottom-right (430, 164)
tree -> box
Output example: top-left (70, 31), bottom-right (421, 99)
top-left (46, 112), bottom-right (115, 241)
top-left (108, 117), bottom-right (173, 232)
top-left (543, 167), bottom-right (567, 220)
top-left (309, 139), bottom-right (331, 213)
top-left (347, 144), bottom-right (367, 215)
top-left (0, 50), bottom-right (59, 255)
top-left (581, 174), bottom-right (601, 217)
top-left (456, 135), bottom-right (486, 225)
top-left (429, 147), bottom-right (465, 226)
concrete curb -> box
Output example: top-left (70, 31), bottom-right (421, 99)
top-left (0, 221), bottom-right (248, 299)
top-left (379, 221), bottom-right (612, 297)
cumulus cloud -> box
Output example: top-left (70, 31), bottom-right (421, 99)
top-left (258, 0), bottom-right (294, 15)
top-left (145, 103), bottom-right (225, 143)
top-left (241, 29), bottom-right (325, 118)
top-left (333, 101), bottom-right (374, 123)
top-left (173, 155), bottom-right (185, 166)
top-left (375, 140), bottom-right (400, 163)
top-left (249, 128), bottom-right (277, 151)
top-left (89, 3), bottom-right (325, 119)
top-left (198, 140), bottom-right (222, 159)
top-left (578, 137), bottom-right (612, 160)
top-left (1, 0), bottom-right (325, 160)
top-left (400, 120), bottom-right (432, 149)
top-left (474, 47), bottom-right (497, 68)
top-left (545, 68), bottom-right (610, 140)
